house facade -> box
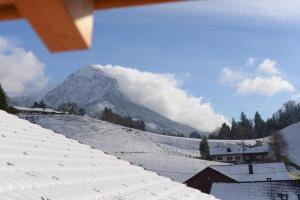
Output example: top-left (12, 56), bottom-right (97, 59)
top-left (210, 143), bottom-right (269, 164)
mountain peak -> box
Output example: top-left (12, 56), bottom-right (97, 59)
top-left (41, 65), bottom-right (202, 136)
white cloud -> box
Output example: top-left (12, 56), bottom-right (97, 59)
top-left (0, 37), bottom-right (48, 96)
top-left (258, 58), bottom-right (281, 75)
top-left (237, 76), bottom-right (295, 96)
top-left (97, 65), bottom-right (228, 132)
top-left (220, 58), bottom-right (295, 96)
top-left (246, 57), bottom-right (257, 66)
top-left (220, 68), bottom-right (242, 85)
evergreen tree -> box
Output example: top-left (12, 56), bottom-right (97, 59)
top-left (0, 84), bottom-right (8, 111)
top-left (238, 112), bottom-right (254, 139)
top-left (40, 100), bottom-right (46, 109)
top-left (190, 131), bottom-right (202, 139)
top-left (100, 107), bottom-right (146, 131)
top-left (254, 111), bottom-right (266, 138)
top-left (230, 118), bottom-right (238, 139)
top-left (218, 123), bottom-right (231, 139)
top-left (199, 137), bottom-right (210, 160)
top-left (32, 101), bottom-right (39, 108)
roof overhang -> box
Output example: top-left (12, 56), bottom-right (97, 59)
top-left (0, 0), bottom-right (182, 52)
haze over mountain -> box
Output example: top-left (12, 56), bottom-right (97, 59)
top-left (41, 65), bottom-right (203, 136)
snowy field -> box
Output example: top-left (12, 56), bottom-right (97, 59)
top-left (20, 114), bottom-right (223, 182)
top-left (281, 122), bottom-right (300, 167)
top-left (20, 114), bottom-right (286, 182)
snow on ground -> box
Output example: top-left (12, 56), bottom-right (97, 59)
top-left (281, 122), bottom-right (300, 166)
top-left (20, 114), bottom-right (223, 182)
top-left (147, 131), bottom-right (262, 157)
top-left (0, 110), bottom-right (218, 200)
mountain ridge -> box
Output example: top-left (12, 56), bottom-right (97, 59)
top-left (40, 65), bottom-right (204, 136)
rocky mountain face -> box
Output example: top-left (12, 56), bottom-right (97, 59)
top-left (42, 65), bottom-right (202, 136)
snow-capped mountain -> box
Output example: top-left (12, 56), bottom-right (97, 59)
top-left (42, 65), bottom-right (203, 136)
top-left (9, 85), bottom-right (55, 107)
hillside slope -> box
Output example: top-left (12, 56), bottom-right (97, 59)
top-left (21, 114), bottom-right (221, 182)
top-left (280, 121), bottom-right (300, 166)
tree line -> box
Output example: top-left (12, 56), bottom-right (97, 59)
top-left (100, 107), bottom-right (145, 131)
top-left (213, 100), bottom-right (300, 140)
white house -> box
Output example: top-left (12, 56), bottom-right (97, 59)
top-left (210, 142), bottom-right (269, 163)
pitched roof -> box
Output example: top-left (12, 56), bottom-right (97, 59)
top-left (0, 110), bottom-right (217, 200)
top-left (210, 143), bottom-right (269, 156)
top-left (210, 163), bottom-right (291, 182)
top-left (14, 106), bottom-right (64, 114)
top-left (211, 181), bottom-right (300, 200)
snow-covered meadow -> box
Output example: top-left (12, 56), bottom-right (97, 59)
top-left (20, 113), bottom-right (300, 182)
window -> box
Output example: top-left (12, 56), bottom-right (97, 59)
top-left (266, 178), bottom-right (272, 181)
top-left (245, 155), bottom-right (250, 160)
top-left (227, 156), bottom-right (233, 161)
top-left (235, 156), bottom-right (241, 160)
top-left (256, 155), bottom-right (262, 160)
top-left (278, 193), bottom-right (288, 200)
top-left (216, 156), bottom-right (222, 161)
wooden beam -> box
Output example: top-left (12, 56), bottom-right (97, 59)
top-left (94, 0), bottom-right (181, 10)
top-left (0, 2), bottom-right (21, 20)
top-left (14, 0), bottom-right (94, 52)
top-left (0, 0), bottom-right (14, 5)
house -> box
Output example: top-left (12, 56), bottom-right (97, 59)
top-left (211, 180), bottom-right (300, 200)
top-left (13, 106), bottom-right (64, 115)
top-left (210, 142), bottom-right (269, 163)
top-left (185, 162), bottom-right (291, 194)
top-left (0, 110), bottom-right (217, 200)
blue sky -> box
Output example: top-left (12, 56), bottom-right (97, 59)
top-left (1, 0), bottom-right (300, 129)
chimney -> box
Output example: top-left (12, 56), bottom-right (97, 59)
top-left (248, 164), bottom-right (254, 174)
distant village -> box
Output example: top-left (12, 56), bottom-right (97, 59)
top-left (188, 140), bottom-right (300, 200)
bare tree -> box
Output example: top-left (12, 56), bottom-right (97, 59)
top-left (269, 131), bottom-right (288, 162)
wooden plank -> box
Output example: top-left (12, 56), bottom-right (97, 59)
top-left (14, 0), bottom-right (94, 52)
top-left (0, 4), bottom-right (21, 20)
top-left (0, 0), bottom-right (15, 5)
top-left (94, 0), bottom-right (181, 9)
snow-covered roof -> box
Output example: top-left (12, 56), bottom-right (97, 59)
top-left (0, 110), bottom-right (217, 200)
top-left (210, 162), bottom-right (291, 182)
top-left (13, 106), bottom-right (63, 114)
top-left (210, 142), bottom-right (269, 156)
top-left (281, 121), bottom-right (300, 167)
top-left (211, 181), bottom-right (300, 200)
